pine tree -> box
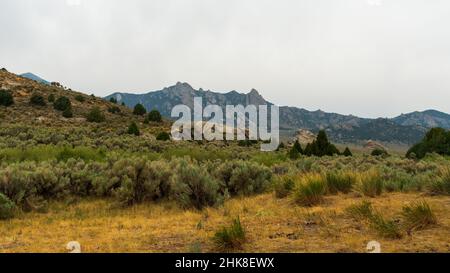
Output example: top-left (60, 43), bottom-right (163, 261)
top-left (343, 147), bottom-right (353, 157)
top-left (0, 90), bottom-right (14, 107)
top-left (147, 109), bottom-right (162, 122)
top-left (133, 103), bottom-right (147, 116)
top-left (127, 122), bottom-right (140, 136)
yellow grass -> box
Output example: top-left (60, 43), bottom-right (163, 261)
top-left (1, 193), bottom-right (449, 253)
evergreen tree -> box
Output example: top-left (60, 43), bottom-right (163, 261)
top-left (29, 93), bottom-right (46, 106)
top-left (109, 97), bottom-right (118, 104)
top-left (86, 107), bottom-right (105, 123)
top-left (0, 90), bottom-right (14, 107)
top-left (62, 105), bottom-right (73, 118)
top-left (133, 103), bottom-right (147, 116)
top-left (147, 109), bottom-right (162, 122)
top-left (343, 147), bottom-right (353, 157)
top-left (127, 122), bottom-right (140, 136)
top-left (288, 140), bottom-right (303, 159)
top-left (48, 94), bottom-right (55, 103)
top-left (53, 96), bottom-right (71, 111)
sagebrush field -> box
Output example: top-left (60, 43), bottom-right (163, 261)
top-left (1, 69), bottom-right (450, 253)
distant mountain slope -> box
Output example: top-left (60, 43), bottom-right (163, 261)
top-left (392, 110), bottom-right (450, 129)
top-left (106, 83), bottom-right (449, 145)
top-left (20, 72), bottom-right (50, 85)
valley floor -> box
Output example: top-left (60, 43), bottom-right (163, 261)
top-left (1, 193), bottom-right (449, 253)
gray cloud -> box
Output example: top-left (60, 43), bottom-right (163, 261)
top-left (1, 0), bottom-right (450, 118)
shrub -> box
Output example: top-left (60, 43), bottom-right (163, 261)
top-left (86, 107), bottom-right (105, 123)
top-left (346, 200), bottom-right (374, 221)
top-left (127, 122), bottom-right (140, 136)
top-left (401, 201), bottom-right (437, 232)
top-left (147, 109), bottom-right (162, 122)
top-left (62, 105), bottom-right (73, 118)
top-left (213, 217), bottom-right (246, 250)
top-left (273, 175), bottom-right (296, 198)
top-left (133, 103), bottom-right (147, 116)
top-left (215, 160), bottom-right (272, 196)
top-left (109, 97), bottom-right (118, 104)
top-left (75, 94), bottom-right (85, 102)
top-left (0, 90), bottom-right (14, 106)
top-left (111, 159), bottom-right (172, 206)
top-left (53, 96), bottom-right (71, 111)
top-left (170, 159), bottom-right (222, 209)
top-left (360, 170), bottom-right (383, 197)
top-left (48, 94), bottom-right (55, 103)
top-left (29, 93), bottom-right (46, 106)
top-left (156, 132), bottom-right (170, 141)
top-left (325, 171), bottom-right (355, 194)
top-left (0, 193), bottom-right (15, 220)
top-left (371, 148), bottom-right (388, 157)
top-left (108, 106), bottom-right (121, 114)
top-left (293, 174), bottom-right (327, 206)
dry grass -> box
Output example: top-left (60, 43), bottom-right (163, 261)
top-left (1, 193), bottom-right (449, 253)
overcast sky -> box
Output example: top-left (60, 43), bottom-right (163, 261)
top-left (1, 0), bottom-right (450, 118)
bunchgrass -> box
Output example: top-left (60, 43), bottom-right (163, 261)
top-left (293, 174), bottom-right (327, 206)
top-left (369, 212), bottom-right (403, 239)
top-left (213, 217), bottom-right (246, 251)
top-left (360, 170), bottom-right (383, 197)
top-left (401, 201), bottom-right (437, 232)
top-left (325, 171), bottom-right (356, 194)
top-left (428, 168), bottom-right (450, 195)
top-left (346, 200), bottom-right (374, 221)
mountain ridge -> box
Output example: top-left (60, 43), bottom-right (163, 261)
top-left (105, 82), bottom-right (449, 145)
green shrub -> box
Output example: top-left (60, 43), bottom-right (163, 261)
top-left (325, 171), bottom-right (355, 194)
top-left (371, 149), bottom-right (388, 157)
top-left (62, 105), bottom-right (73, 118)
top-left (53, 96), bottom-right (71, 111)
top-left (360, 170), bottom-right (383, 197)
top-left (127, 122), bottom-right (140, 136)
top-left (110, 159), bottom-right (172, 206)
top-left (86, 107), bottom-right (105, 123)
top-left (0, 193), bottom-right (15, 220)
top-left (401, 201), bottom-right (437, 232)
top-left (48, 94), bottom-right (55, 103)
top-left (273, 175), bottom-right (296, 198)
top-left (156, 132), bottom-right (170, 141)
top-left (215, 160), bottom-right (272, 196)
top-left (147, 109), bottom-right (162, 122)
top-left (133, 103), bottom-right (147, 116)
top-left (169, 159), bottom-right (222, 209)
top-left (29, 93), bottom-right (46, 106)
top-left (108, 106), bottom-right (121, 114)
top-left (293, 174), bottom-right (327, 206)
top-left (75, 94), bottom-right (85, 102)
top-left (109, 97), bottom-right (118, 104)
top-left (0, 90), bottom-right (14, 106)
top-left (213, 217), bottom-right (246, 251)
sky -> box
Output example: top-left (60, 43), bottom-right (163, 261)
top-left (1, 0), bottom-right (450, 118)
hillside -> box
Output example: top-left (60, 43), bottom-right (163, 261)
top-left (0, 68), bottom-right (136, 128)
top-left (106, 83), bottom-right (447, 145)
